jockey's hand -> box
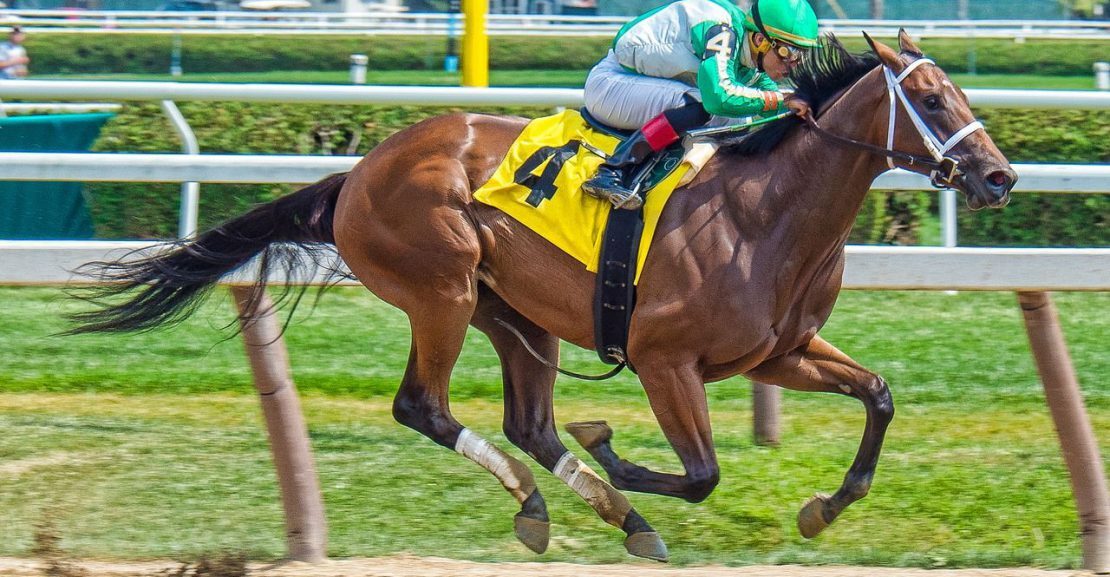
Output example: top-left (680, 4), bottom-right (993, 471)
top-left (785, 95), bottom-right (810, 119)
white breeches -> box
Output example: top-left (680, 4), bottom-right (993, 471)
top-left (583, 51), bottom-right (700, 130)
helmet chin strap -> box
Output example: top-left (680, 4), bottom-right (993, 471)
top-left (750, 0), bottom-right (772, 72)
top-left (751, 33), bottom-right (771, 72)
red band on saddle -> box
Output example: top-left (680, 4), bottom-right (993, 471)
top-left (643, 115), bottom-right (680, 152)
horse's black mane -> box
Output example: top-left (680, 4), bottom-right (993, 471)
top-left (720, 35), bottom-right (880, 156)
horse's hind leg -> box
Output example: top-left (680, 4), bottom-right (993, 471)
top-left (382, 278), bottom-right (550, 553)
top-left (745, 335), bottom-right (894, 538)
top-left (333, 133), bottom-right (551, 552)
top-left (470, 286), bottom-right (668, 562)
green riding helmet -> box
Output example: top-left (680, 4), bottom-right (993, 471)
top-left (743, 0), bottom-right (819, 49)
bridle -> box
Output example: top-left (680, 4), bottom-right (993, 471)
top-left (802, 57), bottom-right (984, 188)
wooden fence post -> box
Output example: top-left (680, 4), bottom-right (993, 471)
top-left (752, 382), bottom-right (782, 447)
top-left (232, 286), bottom-right (328, 563)
top-left (1018, 291), bottom-right (1110, 573)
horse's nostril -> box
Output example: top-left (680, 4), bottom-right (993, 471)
top-left (987, 170), bottom-right (1015, 193)
top-left (988, 171), bottom-right (1008, 187)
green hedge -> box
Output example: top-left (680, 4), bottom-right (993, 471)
top-left (26, 34), bottom-right (611, 74)
top-left (86, 103), bottom-right (1108, 246)
top-left (87, 102), bottom-right (549, 238)
top-left (25, 33), bottom-right (1110, 76)
top-left (956, 108), bottom-right (1109, 246)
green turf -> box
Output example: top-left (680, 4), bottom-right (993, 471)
top-left (0, 287), bottom-right (1107, 567)
top-left (38, 69), bottom-right (1095, 90)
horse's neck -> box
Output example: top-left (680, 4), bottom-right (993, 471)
top-left (740, 69), bottom-right (889, 244)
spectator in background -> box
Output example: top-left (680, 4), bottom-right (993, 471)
top-left (0, 26), bottom-right (30, 79)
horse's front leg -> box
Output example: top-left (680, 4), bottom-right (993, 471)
top-left (568, 361), bottom-right (720, 504)
top-left (745, 335), bottom-right (895, 538)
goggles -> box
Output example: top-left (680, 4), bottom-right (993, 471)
top-left (772, 40), bottom-right (804, 64)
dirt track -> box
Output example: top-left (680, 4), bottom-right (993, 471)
top-left (0, 556), bottom-right (1092, 577)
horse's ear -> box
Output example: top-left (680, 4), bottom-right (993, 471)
top-left (897, 28), bottom-right (924, 57)
top-left (863, 31), bottom-right (904, 73)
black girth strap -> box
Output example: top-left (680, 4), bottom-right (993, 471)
top-left (594, 205), bottom-right (643, 369)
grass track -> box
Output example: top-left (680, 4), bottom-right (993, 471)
top-left (0, 287), bottom-right (1107, 567)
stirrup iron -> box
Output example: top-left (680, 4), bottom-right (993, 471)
top-left (609, 188), bottom-right (643, 211)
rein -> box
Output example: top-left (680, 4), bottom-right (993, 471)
top-left (802, 58), bottom-right (984, 188)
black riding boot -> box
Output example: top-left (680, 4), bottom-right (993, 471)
top-left (582, 101), bottom-right (710, 210)
top-left (581, 128), bottom-right (657, 211)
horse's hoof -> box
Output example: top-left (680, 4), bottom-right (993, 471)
top-left (797, 493), bottom-right (832, 539)
top-left (565, 421), bottom-right (613, 450)
top-left (513, 513), bottom-right (550, 554)
top-left (624, 531), bottom-right (668, 562)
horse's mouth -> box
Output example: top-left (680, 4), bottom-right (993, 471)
top-left (962, 168), bottom-right (1017, 211)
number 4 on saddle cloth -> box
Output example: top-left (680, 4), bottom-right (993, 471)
top-left (473, 108), bottom-right (718, 368)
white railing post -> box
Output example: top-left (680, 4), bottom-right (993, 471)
top-left (940, 188), bottom-right (958, 248)
top-left (1096, 62), bottom-right (1110, 91)
top-left (349, 54), bottom-right (368, 84)
top-left (158, 100), bottom-right (200, 238)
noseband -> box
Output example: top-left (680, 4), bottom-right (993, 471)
top-left (803, 58), bottom-right (984, 188)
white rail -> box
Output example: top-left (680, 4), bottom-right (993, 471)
top-left (0, 81), bottom-right (587, 107)
top-left (0, 153), bottom-right (1105, 290)
top-left (2, 80), bottom-right (1109, 110)
top-left (2, 12), bottom-right (1109, 39)
top-left (0, 103), bottom-right (120, 114)
top-left (2, 241), bottom-right (1107, 291)
top-left (0, 153), bottom-right (1105, 195)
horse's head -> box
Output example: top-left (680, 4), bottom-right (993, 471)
top-left (864, 30), bottom-right (1017, 210)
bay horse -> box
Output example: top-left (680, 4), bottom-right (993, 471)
top-left (68, 32), bottom-right (1016, 561)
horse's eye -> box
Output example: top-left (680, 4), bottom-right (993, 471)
top-left (923, 95), bottom-right (942, 111)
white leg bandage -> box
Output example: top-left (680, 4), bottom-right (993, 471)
top-left (455, 428), bottom-right (532, 502)
top-left (553, 451), bottom-right (631, 527)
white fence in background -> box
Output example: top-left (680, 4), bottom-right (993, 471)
top-left (1, 80), bottom-right (1107, 243)
top-left (2, 80), bottom-right (1109, 109)
top-left (0, 153), bottom-right (1105, 289)
top-left (0, 102), bottom-right (119, 115)
top-left (3, 241), bottom-right (1109, 290)
top-left (2, 11), bottom-right (1109, 39)
top-left (1, 152), bottom-right (1107, 192)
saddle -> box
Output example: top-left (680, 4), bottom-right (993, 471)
top-left (471, 108), bottom-right (718, 372)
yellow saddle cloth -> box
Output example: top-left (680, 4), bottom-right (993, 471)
top-left (474, 109), bottom-right (710, 284)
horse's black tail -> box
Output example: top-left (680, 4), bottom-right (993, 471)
top-left (65, 172), bottom-right (349, 335)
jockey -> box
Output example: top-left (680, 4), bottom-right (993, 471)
top-left (581, 0), bottom-right (819, 209)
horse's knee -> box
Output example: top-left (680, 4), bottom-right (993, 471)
top-left (684, 468), bottom-right (720, 503)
